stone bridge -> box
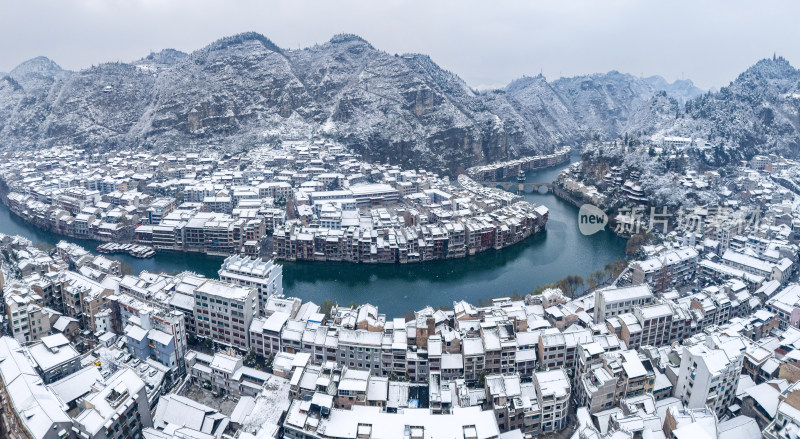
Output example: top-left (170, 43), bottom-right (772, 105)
top-left (480, 181), bottom-right (554, 194)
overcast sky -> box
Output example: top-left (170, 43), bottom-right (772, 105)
top-left (1, 0), bottom-right (797, 90)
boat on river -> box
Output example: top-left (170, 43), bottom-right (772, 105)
top-left (96, 243), bottom-right (155, 258)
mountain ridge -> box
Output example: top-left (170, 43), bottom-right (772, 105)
top-left (647, 56), bottom-right (800, 162)
top-left (2, 32), bottom-right (796, 172)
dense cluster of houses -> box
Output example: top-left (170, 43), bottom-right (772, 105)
top-left (465, 147), bottom-right (571, 182)
top-left (0, 142), bottom-right (550, 262)
top-left (1, 200), bottom-right (800, 439)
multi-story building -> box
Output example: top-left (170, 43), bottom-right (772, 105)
top-left (605, 350), bottom-right (655, 401)
top-left (0, 337), bottom-right (72, 439)
top-left (335, 366), bottom-right (371, 409)
top-left (766, 284), bottom-right (800, 330)
top-left (618, 303), bottom-right (674, 350)
top-left (721, 249), bottom-right (778, 279)
top-left (534, 369), bottom-right (571, 433)
top-left (146, 198), bottom-right (174, 225)
top-left (689, 291), bottom-right (733, 328)
top-left (674, 338), bottom-right (743, 417)
top-left (112, 291), bottom-right (189, 375)
top-left (594, 284), bottom-right (654, 323)
top-left (538, 327), bottom-right (592, 372)
top-left (764, 381), bottom-right (800, 439)
top-left (484, 373), bottom-right (542, 435)
top-left (193, 279), bottom-right (257, 351)
top-left (337, 328), bottom-right (384, 376)
top-left (630, 247), bottom-right (699, 291)
top-left (58, 271), bottom-right (114, 332)
top-left (577, 364), bottom-right (617, 414)
top-left (283, 403), bottom-right (500, 439)
top-left (250, 311), bottom-right (291, 358)
top-left (218, 254), bottom-right (283, 315)
top-left (27, 334), bottom-right (82, 383)
top-left (750, 155), bottom-right (771, 170)
top-left (4, 285), bottom-right (51, 344)
top-left (72, 368), bottom-right (153, 439)
top-left (576, 348), bottom-right (655, 414)
top-left (187, 351), bottom-right (279, 398)
top-left (203, 217), bottom-right (243, 255)
top-left (462, 337), bottom-right (485, 382)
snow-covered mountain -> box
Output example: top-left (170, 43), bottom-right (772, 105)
top-left (1, 32), bottom-right (794, 171)
top-left (0, 33), bottom-right (544, 171)
top-left (642, 76), bottom-right (704, 105)
top-left (650, 56), bottom-right (800, 161)
top-left (500, 71), bottom-right (702, 144)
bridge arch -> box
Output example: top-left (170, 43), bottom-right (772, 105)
top-left (478, 181), bottom-right (554, 194)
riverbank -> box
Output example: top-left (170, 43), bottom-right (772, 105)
top-left (466, 147), bottom-right (572, 181)
top-left (552, 185), bottom-right (585, 208)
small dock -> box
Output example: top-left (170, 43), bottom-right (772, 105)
top-left (96, 243), bottom-right (155, 258)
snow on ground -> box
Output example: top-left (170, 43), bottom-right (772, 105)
top-left (238, 375), bottom-right (292, 435)
top-left (179, 383), bottom-right (239, 415)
